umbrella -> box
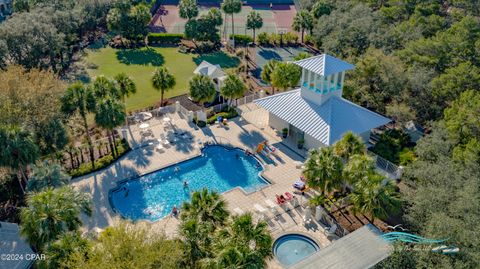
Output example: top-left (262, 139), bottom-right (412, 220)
top-left (139, 123), bottom-right (150, 129)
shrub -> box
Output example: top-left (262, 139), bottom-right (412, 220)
top-left (147, 33), bottom-right (184, 45)
top-left (206, 107), bottom-right (239, 124)
top-left (399, 148), bottom-right (415, 165)
top-left (69, 139), bottom-right (131, 177)
top-left (284, 32), bottom-right (299, 45)
top-left (257, 32), bottom-right (269, 45)
top-left (230, 34), bottom-right (253, 46)
top-left (268, 33), bottom-right (281, 46)
top-left (304, 34), bottom-right (314, 45)
top-left (195, 41), bottom-right (219, 53)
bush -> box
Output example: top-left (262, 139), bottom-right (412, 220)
top-left (304, 34), bottom-right (314, 45)
top-left (230, 34), bottom-right (253, 46)
top-left (284, 32), bottom-right (299, 45)
top-left (147, 33), bottom-right (184, 45)
top-left (69, 139), bottom-right (131, 177)
top-left (370, 129), bottom-right (412, 164)
top-left (206, 107), bottom-right (239, 124)
top-left (268, 33), bottom-right (281, 46)
top-left (195, 41), bottom-right (219, 53)
top-left (399, 148), bottom-right (415, 165)
top-left (257, 32), bottom-right (269, 45)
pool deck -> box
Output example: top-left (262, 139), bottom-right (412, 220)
top-left (71, 104), bottom-right (336, 268)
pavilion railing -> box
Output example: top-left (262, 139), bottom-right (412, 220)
top-left (367, 150), bottom-right (403, 180)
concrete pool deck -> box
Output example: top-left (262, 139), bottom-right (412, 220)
top-left (70, 104), bottom-right (335, 268)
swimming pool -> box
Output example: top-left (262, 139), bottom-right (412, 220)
top-left (273, 234), bottom-right (320, 266)
top-left (109, 145), bottom-right (269, 221)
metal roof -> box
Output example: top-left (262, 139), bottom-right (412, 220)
top-left (193, 61), bottom-right (226, 79)
top-left (0, 222), bottom-right (35, 269)
top-left (293, 54), bottom-right (355, 76)
top-left (254, 89), bottom-right (390, 145)
top-left (291, 224), bottom-right (392, 269)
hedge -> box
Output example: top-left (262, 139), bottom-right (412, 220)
top-left (69, 139), bottom-right (131, 177)
top-left (147, 33), bottom-right (184, 44)
top-left (206, 108), bottom-right (239, 124)
top-left (229, 34), bottom-right (253, 46)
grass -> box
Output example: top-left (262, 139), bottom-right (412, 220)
top-left (84, 46), bottom-right (240, 111)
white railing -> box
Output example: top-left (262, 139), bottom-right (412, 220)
top-left (367, 150), bottom-right (403, 180)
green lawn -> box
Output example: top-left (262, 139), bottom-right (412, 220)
top-left (84, 46), bottom-right (240, 111)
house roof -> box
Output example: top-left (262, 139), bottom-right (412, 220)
top-left (291, 224), bottom-right (392, 269)
top-left (254, 89), bottom-right (390, 145)
top-left (293, 54), bottom-right (355, 76)
top-left (194, 61), bottom-right (226, 79)
top-left (0, 222), bottom-right (35, 269)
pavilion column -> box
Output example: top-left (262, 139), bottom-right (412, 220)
top-left (313, 73), bottom-right (317, 92)
top-left (340, 71), bottom-right (345, 89)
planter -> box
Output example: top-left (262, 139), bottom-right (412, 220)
top-left (282, 128), bottom-right (288, 138)
top-left (297, 139), bottom-right (305, 149)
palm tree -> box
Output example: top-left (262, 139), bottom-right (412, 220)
top-left (261, 59), bottom-right (278, 94)
top-left (61, 82), bottom-right (97, 169)
top-left (221, 0), bottom-right (242, 46)
top-left (41, 231), bottom-right (90, 269)
top-left (220, 73), bottom-right (247, 106)
top-left (20, 186), bottom-right (92, 250)
top-left (349, 173), bottom-right (401, 223)
top-left (181, 188), bottom-right (229, 227)
top-left (213, 213), bottom-right (273, 268)
top-left (342, 154), bottom-right (375, 192)
top-left (152, 67), bottom-right (176, 107)
top-left (292, 10), bottom-right (313, 43)
top-left (333, 131), bottom-right (365, 161)
top-left (114, 73), bottom-right (136, 124)
top-left (0, 126), bottom-right (39, 193)
top-left (271, 62), bottom-right (301, 92)
top-left (246, 11), bottom-right (263, 43)
top-left (180, 218), bottom-right (214, 268)
top-left (303, 147), bottom-right (343, 195)
top-left (189, 74), bottom-right (217, 108)
top-left (93, 76), bottom-right (119, 99)
top-left (27, 161), bottom-right (71, 192)
top-left (94, 97), bottom-right (126, 158)
top-left (179, 0), bottom-right (199, 21)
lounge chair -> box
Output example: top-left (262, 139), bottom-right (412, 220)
top-left (284, 192), bottom-right (294, 201)
top-left (303, 208), bottom-right (312, 225)
top-left (265, 199), bottom-right (280, 215)
top-left (275, 194), bottom-right (287, 205)
top-left (253, 203), bottom-right (267, 220)
top-left (155, 143), bottom-right (164, 152)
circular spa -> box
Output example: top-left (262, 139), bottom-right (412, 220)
top-left (273, 234), bottom-right (320, 267)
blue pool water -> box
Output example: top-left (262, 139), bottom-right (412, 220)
top-left (273, 234), bottom-right (320, 266)
top-left (110, 145), bottom-right (269, 221)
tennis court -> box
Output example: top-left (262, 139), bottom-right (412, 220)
top-left (150, 4), bottom-right (297, 37)
top-left (253, 46), bottom-right (309, 85)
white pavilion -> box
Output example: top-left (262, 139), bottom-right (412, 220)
top-left (254, 54), bottom-right (391, 149)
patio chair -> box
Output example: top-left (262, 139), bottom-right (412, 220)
top-left (284, 192), bottom-right (294, 201)
top-left (155, 143), bottom-right (164, 152)
top-left (303, 207), bottom-right (312, 225)
top-left (275, 194), bottom-right (287, 205)
top-left (265, 199), bottom-right (280, 215)
top-left (325, 224), bottom-right (337, 237)
top-left (253, 203), bottom-right (268, 221)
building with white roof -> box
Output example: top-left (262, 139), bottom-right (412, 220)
top-left (193, 60), bottom-right (227, 91)
top-left (254, 54), bottom-right (390, 148)
top-left (0, 222), bottom-right (35, 269)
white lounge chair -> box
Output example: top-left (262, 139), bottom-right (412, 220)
top-left (265, 199), bottom-right (280, 215)
top-left (155, 143), bottom-right (164, 152)
top-left (303, 207), bottom-right (312, 225)
top-left (254, 203), bottom-right (267, 220)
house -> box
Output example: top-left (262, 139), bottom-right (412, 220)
top-left (193, 60), bottom-right (227, 92)
top-left (254, 54), bottom-right (391, 149)
top-left (0, 222), bottom-right (35, 269)
top-left (0, 0), bottom-right (12, 20)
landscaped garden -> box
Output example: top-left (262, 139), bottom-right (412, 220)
top-left (84, 46), bottom-right (240, 111)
